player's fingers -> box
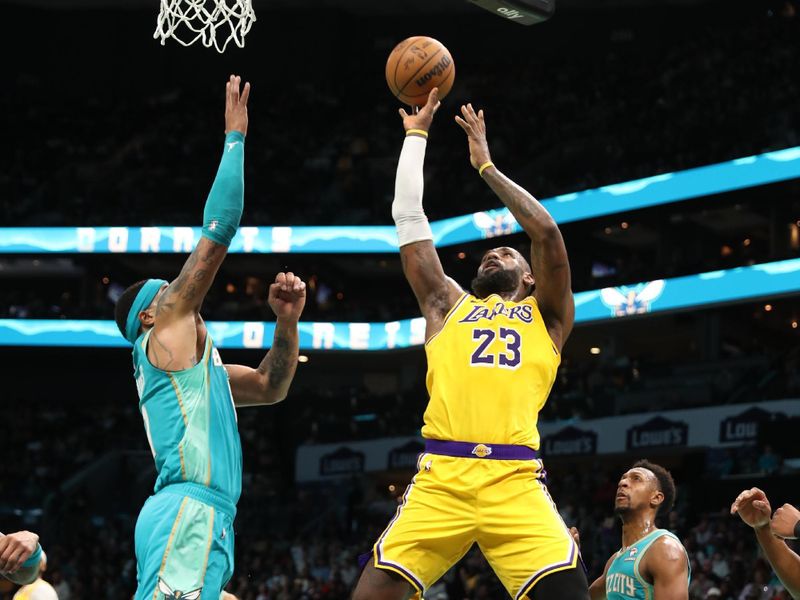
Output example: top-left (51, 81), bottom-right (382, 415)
top-left (454, 115), bottom-right (472, 134)
top-left (233, 75), bottom-right (241, 104)
top-left (413, 105), bottom-right (420, 115)
top-left (275, 272), bottom-right (287, 285)
top-left (399, 108), bottom-right (409, 119)
top-left (464, 104), bottom-right (479, 127)
top-left (752, 500), bottom-right (769, 512)
top-left (432, 100), bottom-right (442, 114)
top-left (426, 87), bottom-right (439, 104)
top-left (240, 81), bottom-right (251, 106)
top-left (731, 490), bottom-right (750, 512)
top-left (294, 279), bottom-right (306, 293)
top-left (6, 547), bottom-right (25, 573)
top-left (0, 543), bottom-right (15, 570)
top-left (284, 272), bottom-right (295, 289)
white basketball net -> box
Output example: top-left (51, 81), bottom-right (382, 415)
top-left (154, 0), bottom-right (256, 53)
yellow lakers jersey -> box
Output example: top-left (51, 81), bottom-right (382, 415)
top-left (421, 292), bottom-right (560, 448)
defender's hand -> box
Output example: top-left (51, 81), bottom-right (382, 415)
top-left (454, 103), bottom-right (492, 170)
top-left (570, 527), bottom-right (581, 549)
top-left (771, 503), bottom-right (800, 539)
top-left (268, 272), bottom-right (306, 322)
top-left (225, 74), bottom-right (250, 136)
top-left (399, 88), bottom-right (440, 134)
top-left (731, 487), bottom-right (772, 530)
top-left (0, 531), bottom-right (39, 574)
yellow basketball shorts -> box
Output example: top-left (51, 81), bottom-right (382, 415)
top-left (372, 452), bottom-right (579, 600)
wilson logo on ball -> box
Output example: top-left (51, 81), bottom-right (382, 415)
top-left (415, 55), bottom-right (453, 88)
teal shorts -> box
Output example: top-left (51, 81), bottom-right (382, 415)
top-left (134, 483), bottom-right (236, 600)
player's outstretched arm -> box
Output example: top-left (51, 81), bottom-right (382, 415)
top-left (644, 536), bottom-right (689, 600)
top-left (393, 88), bottom-right (462, 339)
top-left (455, 104), bottom-right (574, 351)
top-left (0, 531), bottom-right (42, 585)
top-left (732, 488), bottom-right (800, 599)
top-left (149, 75), bottom-right (250, 371)
top-left (226, 272), bottom-right (305, 406)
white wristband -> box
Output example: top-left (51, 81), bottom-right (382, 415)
top-left (392, 136), bottom-right (433, 246)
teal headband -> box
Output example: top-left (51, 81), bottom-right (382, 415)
top-left (125, 279), bottom-right (168, 344)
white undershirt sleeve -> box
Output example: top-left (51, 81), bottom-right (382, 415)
top-left (391, 135), bottom-right (434, 247)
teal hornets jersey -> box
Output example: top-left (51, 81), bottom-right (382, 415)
top-left (132, 330), bottom-right (242, 505)
top-left (606, 529), bottom-right (690, 600)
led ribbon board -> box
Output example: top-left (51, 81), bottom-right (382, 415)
top-left (1, 147), bottom-right (798, 254)
top-left (1, 258), bottom-right (797, 349)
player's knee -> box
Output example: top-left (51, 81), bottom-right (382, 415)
top-left (352, 563), bottom-right (413, 600)
top-left (528, 566), bottom-right (590, 600)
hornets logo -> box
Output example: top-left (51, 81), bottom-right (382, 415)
top-left (472, 211), bottom-right (517, 238)
top-left (600, 280), bottom-right (665, 317)
top-left (158, 579), bottom-right (202, 600)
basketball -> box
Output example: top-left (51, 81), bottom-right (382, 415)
top-left (385, 36), bottom-right (456, 107)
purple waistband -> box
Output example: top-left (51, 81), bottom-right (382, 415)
top-left (424, 439), bottom-right (539, 460)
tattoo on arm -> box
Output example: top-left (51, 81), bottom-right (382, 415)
top-left (399, 242), bottom-right (454, 322)
top-left (157, 242), bottom-right (223, 314)
top-left (262, 336), bottom-right (291, 389)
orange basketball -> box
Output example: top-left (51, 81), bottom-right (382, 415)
top-left (385, 36), bottom-right (455, 107)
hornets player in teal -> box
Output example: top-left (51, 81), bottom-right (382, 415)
top-left (113, 75), bottom-right (306, 600)
top-left (589, 461), bottom-right (690, 600)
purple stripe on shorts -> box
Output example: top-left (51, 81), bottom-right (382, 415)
top-left (425, 439), bottom-right (539, 460)
top-left (516, 541), bottom-right (577, 600)
top-left (375, 549), bottom-right (425, 593)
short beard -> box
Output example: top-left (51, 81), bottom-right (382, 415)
top-left (471, 269), bottom-right (520, 299)
top-left (614, 505), bottom-right (631, 517)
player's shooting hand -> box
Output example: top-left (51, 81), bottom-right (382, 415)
top-left (770, 503), bottom-right (800, 539)
top-left (731, 487), bottom-right (772, 530)
top-left (0, 530), bottom-right (38, 574)
top-left (454, 103), bottom-right (492, 171)
top-left (225, 74), bottom-right (250, 136)
top-left (399, 88), bottom-right (440, 134)
top-left (268, 272), bottom-right (306, 323)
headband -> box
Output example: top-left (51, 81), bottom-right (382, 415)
top-left (124, 278), bottom-right (168, 344)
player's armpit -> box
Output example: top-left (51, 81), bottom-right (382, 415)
top-left (399, 240), bottom-right (463, 339)
top-left (146, 238), bottom-right (228, 371)
top-left (645, 536), bottom-right (689, 600)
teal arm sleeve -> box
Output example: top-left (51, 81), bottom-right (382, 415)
top-left (201, 130), bottom-right (245, 246)
top-left (21, 543), bottom-right (42, 569)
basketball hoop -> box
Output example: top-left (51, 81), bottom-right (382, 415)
top-left (154, 0), bottom-right (256, 53)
